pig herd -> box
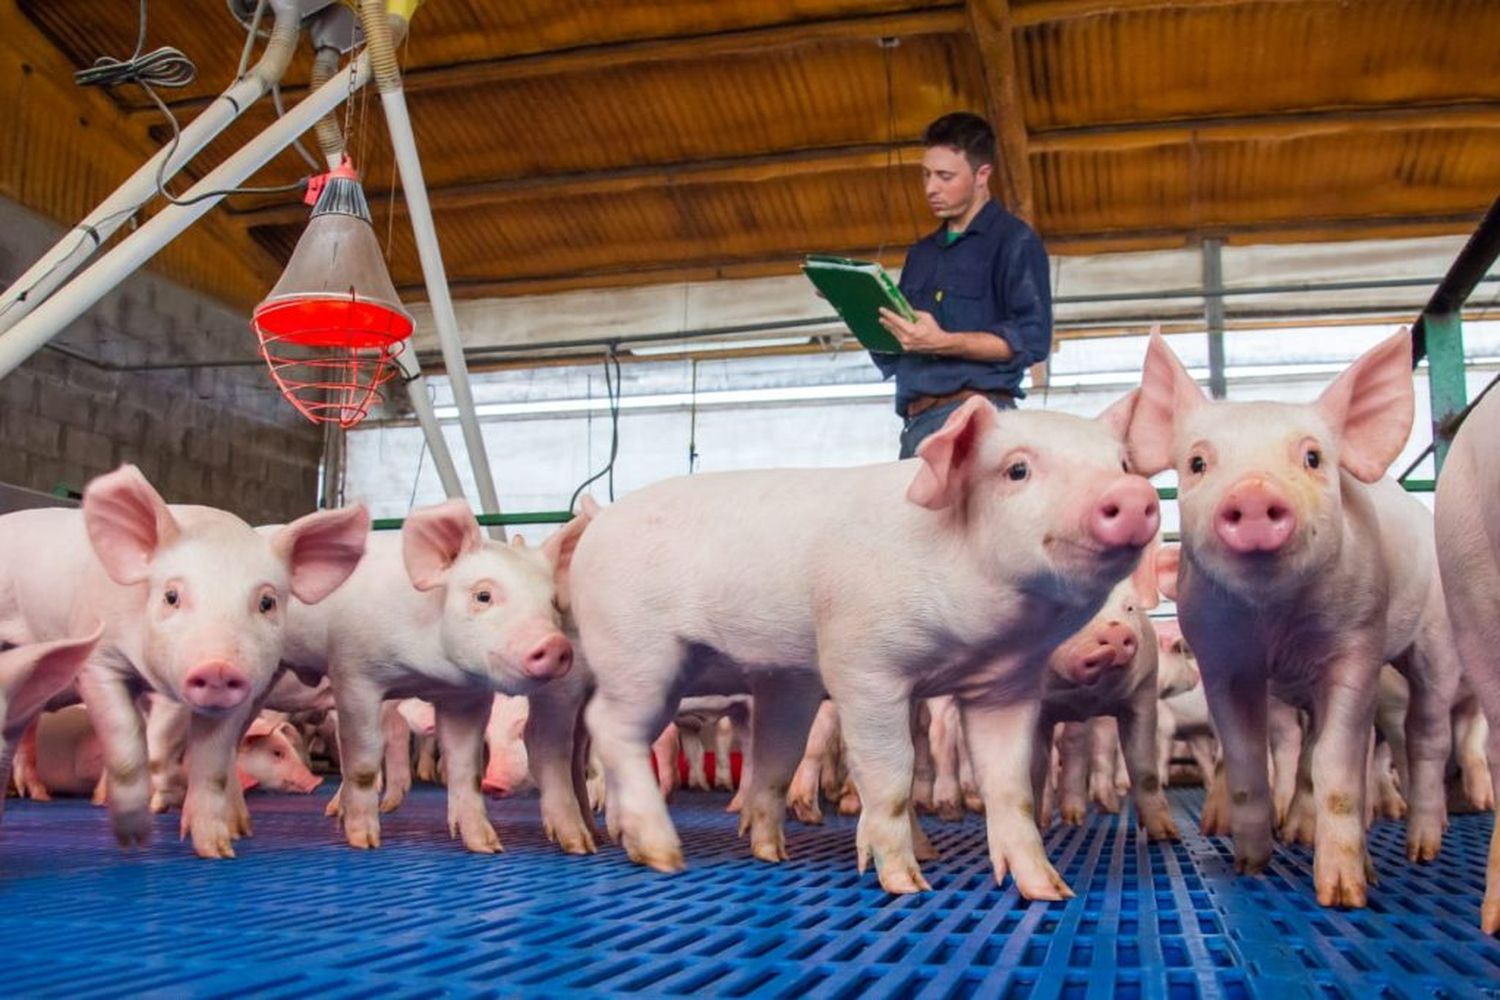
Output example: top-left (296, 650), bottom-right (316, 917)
top-left (1, 327), bottom-right (1497, 937)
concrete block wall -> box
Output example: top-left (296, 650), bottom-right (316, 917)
top-left (0, 198), bottom-right (324, 524)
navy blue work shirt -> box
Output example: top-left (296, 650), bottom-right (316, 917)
top-left (871, 200), bottom-right (1053, 417)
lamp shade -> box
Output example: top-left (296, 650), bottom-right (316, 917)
top-left (252, 160), bottom-right (413, 427)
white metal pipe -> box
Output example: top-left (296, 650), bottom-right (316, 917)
top-left (0, 77), bottom-right (263, 337)
top-left (380, 89), bottom-right (505, 538)
top-left (0, 0), bottom-right (302, 337)
top-left (394, 350), bottom-right (466, 502)
top-left (0, 54), bottom-right (371, 382)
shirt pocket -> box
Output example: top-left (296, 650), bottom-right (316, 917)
top-left (937, 261), bottom-right (992, 333)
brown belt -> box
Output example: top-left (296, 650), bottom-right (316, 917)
top-left (905, 387), bottom-right (1013, 419)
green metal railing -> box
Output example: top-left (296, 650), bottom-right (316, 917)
top-left (1405, 194), bottom-right (1500, 475)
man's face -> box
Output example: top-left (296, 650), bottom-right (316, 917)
top-left (921, 145), bottom-right (991, 222)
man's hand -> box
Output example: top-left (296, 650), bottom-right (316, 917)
top-left (879, 308), bottom-right (949, 354)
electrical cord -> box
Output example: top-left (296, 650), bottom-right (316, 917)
top-left (569, 348), bottom-right (623, 513)
top-left (75, 0), bottom-right (309, 208)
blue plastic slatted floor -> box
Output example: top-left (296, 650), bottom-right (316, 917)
top-left (0, 786), bottom-right (1496, 998)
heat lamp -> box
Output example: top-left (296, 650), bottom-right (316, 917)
top-left (251, 159), bottom-right (413, 428)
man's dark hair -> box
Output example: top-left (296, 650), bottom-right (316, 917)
top-left (921, 112), bottom-right (996, 170)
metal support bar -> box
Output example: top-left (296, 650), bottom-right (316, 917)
top-left (394, 350), bottom-right (466, 503)
top-left (1202, 238), bottom-right (1227, 399)
top-left (0, 54), bottom-right (371, 381)
top-left (1424, 310), bottom-right (1467, 472)
top-left (1412, 194), bottom-right (1500, 364)
top-left (381, 88), bottom-right (505, 539)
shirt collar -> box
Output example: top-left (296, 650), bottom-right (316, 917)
top-left (926, 198), bottom-right (1000, 246)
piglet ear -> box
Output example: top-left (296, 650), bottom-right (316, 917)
top-left (1096, 389), bottom-right (1139, 443)
top-left (1128, 331), bottom-right (1206, 477)
top-left (1314, 327), bottom-right (1414, 483)
top-left (907, 396), bottom-right (998, 510)
top-left (243, 716), bottom-right (276, 741)
top-left (402, 499), bottom-right (483, 592)
top-left (83, 465), bottom-right (182, 586)
top-left (271, 504), bottom-right (370, 605)
top-left (1154, 543), bottom-right (1181, 603)
top-left (510, 534), bottom-right (529, 550)
top-left (0, 624), bottom-right (103, 729)
top-left (1130, 541), bottom-right (1161, 611)
top-left (542, 510), bottom-right (593, 613)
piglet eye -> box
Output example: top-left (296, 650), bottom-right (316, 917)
top-left (259, 593), bottom-right (277, 614)
top-left (1007, 461), bottom-right (1029, 482)
top-left (164, 588), bottom-right (179, 607)
top-left (1189, 455), bottom-right (1207, 475)
top-left (476, 590), bottom-right (492, 605)
top-left (1305, 448), bottom-right (1322, 470)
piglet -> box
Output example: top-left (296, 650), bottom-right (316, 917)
top-left (279, 500), bottom-right (583, 853)
top-left (571, 392), bottom-right (1158, 897)
top-left (1433, 381), bottom-right (1500, 933)
top-left (237, 717), bottom-right (322, 793)
top-left (0, 465), bottom-right (366, 857)
top-left (1036, 554), bottom-right (1178, 840)
top-left (1, 631), bottom-right (102, 816)
top-left (1128, 328), bottom-right (1462, 908)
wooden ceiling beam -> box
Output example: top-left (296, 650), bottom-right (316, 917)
top-left (1047, 211), bottom-right (1484, 254)
top-left (1031, 102), bottom-right (1500, 152)
top-left (383, 211), bottom-right (1481, 301)
top-left (230, 143), bottom-right (927, 228)
top-left (1011, 0), bottom-right (1325, 27)
top-left (965, 1), bottom-right (1035, 221)
top-left (127, 6), bottom-right (969, 119)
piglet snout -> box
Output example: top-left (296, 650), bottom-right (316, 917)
top-left (1215, 478), bottom-right (1296, 553)
top-left (182, 661), bottom-right (251, 710)
top-left (523, 634), bottom-right (573, 680)
top-left (1088, 478), bottom-right (1161, 550)
top-left (1098, 620), bottom-right (1137, 662)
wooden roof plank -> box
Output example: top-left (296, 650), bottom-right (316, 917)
top-left (965, 0), bottom-right (1036, 221)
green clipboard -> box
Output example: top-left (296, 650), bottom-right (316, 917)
top-left (801, 255), bottom-right (915, 354)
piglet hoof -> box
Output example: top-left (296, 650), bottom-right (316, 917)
top-left (379, 793), bottom-right (406, 814)
top-left (1092, 790), bottom-right (1121, 815)
top-left (789, 797), bottom-right (824, 825)
top-left (324, 787), bottom-right (344, 818)
top-left (1482, 895), bottom-right (1500, 936)
top-left (996, 852), bottom-right (1073, 901)
top-left (1404, 819), bottom-right (1444, 863)
top-left (545, 819), bottom-right (597, 856)
top-left (624, 836), bottom-right (685, 873)
top-left (1060, 803), bottom-right (1087, 827)
top-left (1314, 849), bottom-right (1369, 908)
top-left (963, 793), bottom-right (984, 815)
top-left (1278, 803), bottom-right (1317, 847)
top-left (936, 801), bottom-right (963, 823)
top-left (110, 809), bottom-right (153, 850)
top-left (343, 814), bottom-right (382, 850)
top-left (1144, 811), bottom-right (1181, 842)
top-left (186, 816), bottom-right (237, 860)
top-left (1462, 771), bottom-right (1494, 813)
top-left (838, 791), bottom-right (862, 816)
top-left (913, 829), bottom-right (939, 863)
top-left (1233, 840), bottom-right (1272, 875)
top-left (725, 788), bottom-right (744, 814)
top-left (19, 777), bottom-right (51, 802)
top-left (1378, 791), bottom-right (1407, 821)
top-left (453, 817), bottom-right (503, 855)
top-left (751, 836), bottom-right (788, 864)
top-left (877, 862), bottom-right (932, 895)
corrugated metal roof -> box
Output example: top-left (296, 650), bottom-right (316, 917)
top-left (7, 0), bottom-right (1499, 307)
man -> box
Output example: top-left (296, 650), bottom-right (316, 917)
top-left (874, 112), bottom-right (1053, 458)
